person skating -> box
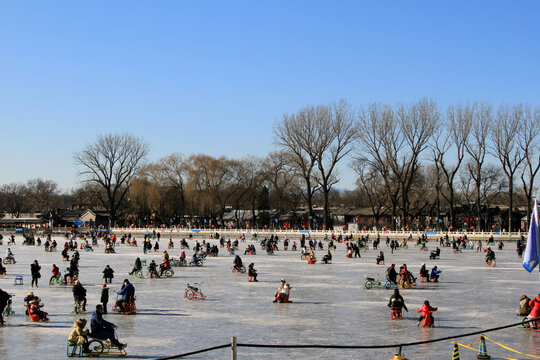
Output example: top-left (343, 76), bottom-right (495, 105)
top-left (91, 304), bottom-right (126, 349)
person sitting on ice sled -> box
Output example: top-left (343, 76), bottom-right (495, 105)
top-left (429, 247), bottom-right (440, 259)
top-left (416, 300), bottom-right (437, 326)
top-left (485, 247), bottom-right (496, 265)
top-left (519, 294), bottom-right (532, 319)
top-left (419, 263), bottom-right (430, 282)
top-left (273, 279), bottom-right (292, 303)
top-left (322, 250), bottom-right (332, 264)
top-left (68, 318), bottom-right (90, 353)
top-left (248, 263), bottom-right (258, 281)
top-left (233, 255), bottom-right (244, 272)
top-left (388, 288), bottom-right (408, 316)
top-left (527, 293), bottom-right (540, 329)
top-left (148, 260), bottom-right (159, 278)
top-left (430, 266), bottom-right (441, 282)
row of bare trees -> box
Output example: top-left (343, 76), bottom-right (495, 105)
top-left (0, 100), bottom-right (538, 230)
top-left (356, 100), bottom-right (540, 231)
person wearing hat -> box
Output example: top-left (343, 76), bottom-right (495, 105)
top-left (29, 297), bottom-right (49, 321)
top-left (24, 291), bottom-right (37, 314)
top-left (72, 280), bottom-right (87, 311)
top-left (101, 284), bottom-right (109, 314)
top-left (273, 279), bottom-right (286, 302)
top-left (116, 279), bottom-right (135, 313)
top-left (68, 318), bottom-right (90, 353)
top-left (273, 279), bottom-right (292, 303)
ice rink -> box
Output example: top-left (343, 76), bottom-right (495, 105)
top-left (0, 233), bottom-right (539, 359)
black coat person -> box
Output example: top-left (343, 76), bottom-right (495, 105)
top-left (72, 281), bottom-right (87, 311)
top-left (0, 288), bottom-right (10, 324)
top-left (386, 264), bottom-right (398, 284)
top-left (103, 265), bottom-right (114, 283)
top-left (30, 260), bottom-right (41, 288)
top-left (100, 285), bottom-right (109, 314)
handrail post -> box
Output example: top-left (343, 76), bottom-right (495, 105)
top-left (231, 336), bottom-right (237, 360)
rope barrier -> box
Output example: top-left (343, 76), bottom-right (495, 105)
top-left (155, 317), bottom-right (540, 359)
top-left (483, 335), bottom-right (540, 359)
top-left (236, 317), bottom-right (540, 350)
top-left (154, 343), bottom-right (231, 359)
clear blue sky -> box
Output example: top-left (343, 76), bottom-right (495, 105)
top-left (1, 1), bottom-right (539, 191)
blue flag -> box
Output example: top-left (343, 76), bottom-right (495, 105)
top-left (523, 200), bottom-right (540, 272)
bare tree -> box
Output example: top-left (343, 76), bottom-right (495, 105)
top-left (274, 105), bottom-right (328, 229)
top-left (491, 105), bottom-right (527, 231)
top-left (74, 133), bottom-right (150, 226)
top-left (355, 103), bottom-right (401, 229)
top-left (316, 100), bottom-right (357, 227)
top-left (264, 151), bottom-right (304, 223)
top-left (0, 183), bottom-right (29, 217)
top-left (227, 157), bottom-right (265, 227)
top-left (353, 162), bottom-right (387, 226)
top-left (390, 98), bottom-right (439, 227)
top-left (480, 164), bottom-right (507, 228)
top-left (157, 153), bottom-right (189, 223)
top-left (432, 104), bottom-right (472, 226)
top-left (187, 154), bottom-right (233, 226)
top-left (519, 106), bottom-right (540, 228)
top-left (465, 103), bottom-right (492, 229)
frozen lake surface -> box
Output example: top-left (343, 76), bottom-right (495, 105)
top-left (0, 234), bottom-right (539, 359)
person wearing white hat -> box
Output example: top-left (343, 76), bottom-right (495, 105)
top-left (73, 280), bottom-right (87, 311)
top-left (273, 279), bottom-right (292, 303)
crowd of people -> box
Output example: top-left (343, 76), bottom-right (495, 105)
top-left (0, 228), bottom-right (535, 357)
